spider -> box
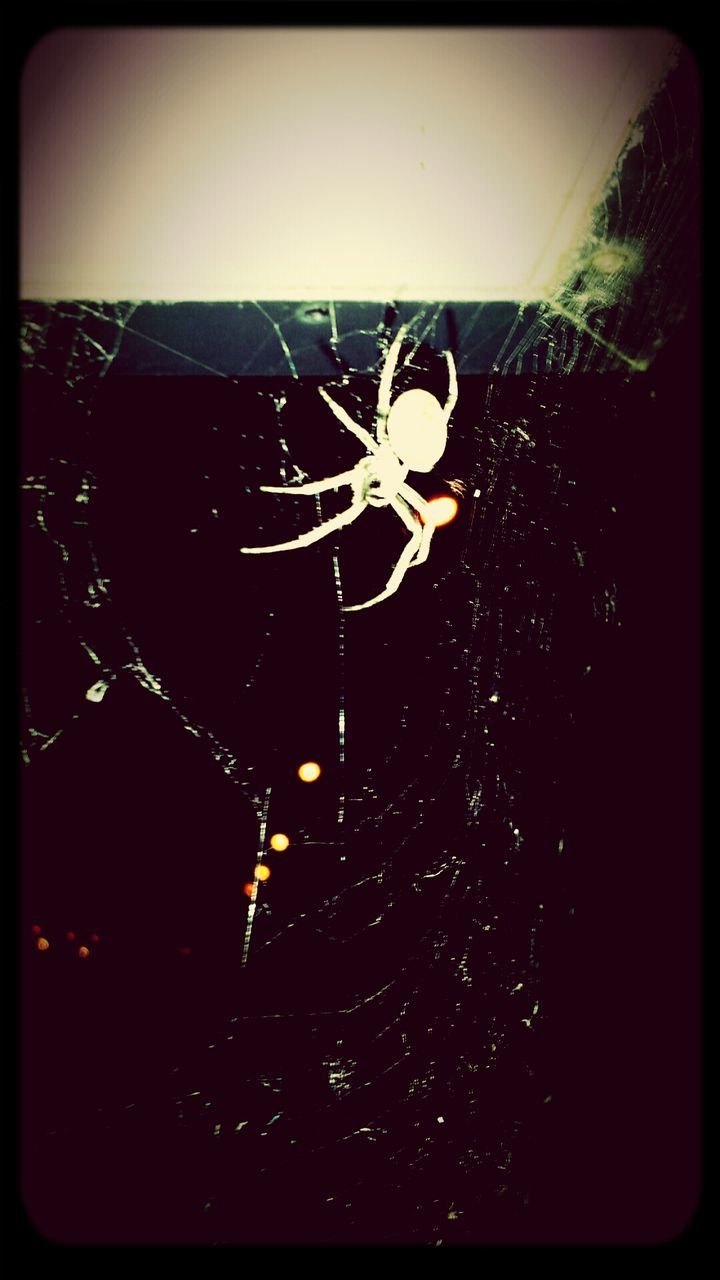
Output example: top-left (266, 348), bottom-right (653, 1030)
top-left (240, 324), bottom-right (458, 611)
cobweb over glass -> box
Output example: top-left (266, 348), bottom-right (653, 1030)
top-left (21, 49), bottom-right (699, 1245)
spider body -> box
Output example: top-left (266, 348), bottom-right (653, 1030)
top-left (354, 447), bottom-right (406, 508)
top-left (241, 324), bottom-right (457, 610)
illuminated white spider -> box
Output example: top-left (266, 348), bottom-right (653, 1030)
top-left (240, 324), bottom-right (458, 611)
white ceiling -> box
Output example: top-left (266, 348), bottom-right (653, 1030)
top-left (21, 27), bottom-right (678, 301)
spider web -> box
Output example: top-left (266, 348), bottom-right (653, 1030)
top-left (20, 48), bottom-right (699, 1246)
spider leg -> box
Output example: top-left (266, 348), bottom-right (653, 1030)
top-left (443, 349), bottom-right (458, 424)
top-left (398, 480), bottom-right (433, 528)
top-left (397, 490), bottom-right (436, 568)
top-left (241, 498), bottom-right (366, 555)
top-left (392, 484), bottom-right (437, 572)
top-left (343, 495), bottom-right (425, 612)
top-left (376, 323), bottom-right (409, 442)
top-left (261, 467), bottom-right (358, 496)
top-left (391, 493), bottom-right (432, 568)
top-left (318, 388), bottom-right (378, 454)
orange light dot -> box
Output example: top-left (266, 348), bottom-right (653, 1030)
top-left (31, 924), bottom-right (42, 936)
top-left (254, 863), bottom-right (271, 882)
top-left (270, 832), bottom-right (290, 852)
top-left (78, 946), bottom-right (90, 959)
top-left (243, 882), bottom-right (255, 898)
top-left (423, 495), bottom-right (459, 527)
top-left (298, 760), bottom-right (321, 783)
top-left (36, 937), bottom-right (50, 951)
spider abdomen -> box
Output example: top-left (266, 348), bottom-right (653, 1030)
top-left (386, 388), bottom-right (448, 473)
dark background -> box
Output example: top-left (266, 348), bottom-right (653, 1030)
top-left (20, 312), bottom-right (700, 1245)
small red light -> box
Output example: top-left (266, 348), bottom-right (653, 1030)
top-left (421, 494), bottom-right (459, 527)
top-left (90, 934), bottom-right (100, 943)
top-left (243, 882), bottom-right (255, 898)
top-left (66, 931), bottom-right (77, 942)
top-left (31, 924), bottom-right (42, 936)
top-left (178, 946), bottom-right (191, 956)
